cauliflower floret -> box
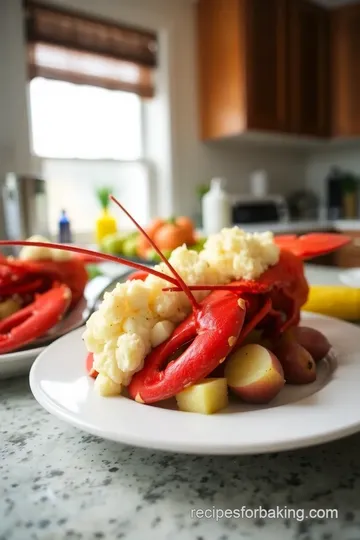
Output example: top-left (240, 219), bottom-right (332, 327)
top-left (93, 339), bottom-right (124, 384)
top-left (19, 235), bottom-right (52, 260)
top-left (122, 311), bottom-right (157, 353)
top-left (85, 309), bottom-right (122, 344)
top-left (146, 246), bottom-right (221, 322)
top-left (19, 234), bottom-right (72, 261)
top-left (50, 248), bottom-right (72, 261)
top-left (200, 228), bottom-right (279, 281)
top-left (94, 373), bottom-right (122, 396)
top-left (92, 332), bottom-right (146, 386)
top-left (115, 333), bottom-right (146, 383)
top-left (150, 320), bottom-right (175, 348)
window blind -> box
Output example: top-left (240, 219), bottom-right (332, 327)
top-left (24, 1), bottom-right (158, 97)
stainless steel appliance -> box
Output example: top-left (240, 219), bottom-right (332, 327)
top-left (0, 173), bottom-right (50, 253)
top-left (230, 194), bottom-right (289, 224)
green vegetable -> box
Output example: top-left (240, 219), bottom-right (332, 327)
top-left (146, 249), bottom-right (172, 262)
top-left (86, 265), bottom-right (104, 280)
top-left (189, 237), bottom-right (207, 253)
top-left (122, 236), bottom-right (139, 257)
top-left (96, 186), bottom-right (113, 210)
top-left (101, 232), bottom-right (127, 254)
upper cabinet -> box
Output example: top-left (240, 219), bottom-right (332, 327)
top-left (332, 3), bottom-right (360, 137)
top-left (197, 0), bottom-right (360, 142)
top-left (244, 0), bottom-right (288, 133)
top-left (288, 0), bottom-right (330, 137)
top-left (197, 0), bottom-right (288, 140)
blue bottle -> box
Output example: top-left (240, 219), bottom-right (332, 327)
top-left (58, 209), bottom-right (72, 244)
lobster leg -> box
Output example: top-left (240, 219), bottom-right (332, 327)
top-left (0, 284), bottom-right (72, 353)
top-left (0, 276), bottom-right (46, 297)
top-left (278, 292), bottom-right (300, 333)
top-left (128, 291), bottom-right (246, 403)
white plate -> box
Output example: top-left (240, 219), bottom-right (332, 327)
top-left (29, 312), bottom-right (360, 455)
top-left (0, 346), bottom-right (45, 379)
top-left (0, 296), bottom-right (89, 379)
top-left (339, 268), bottom-right (360, 288)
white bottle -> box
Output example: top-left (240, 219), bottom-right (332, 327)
top-left (250, 170), bottom-right (268, 197)
top-left (202, 177), bottom-right (231, 235)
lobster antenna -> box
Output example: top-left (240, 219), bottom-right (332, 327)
top-left (0, 241), bottom-right (179, 286)
top-left (109, 195), bottom-right (199, 310)
top-left (163, 283), bottom-right (271, 293)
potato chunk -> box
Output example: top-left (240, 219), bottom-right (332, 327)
top-left (0, 298), bottom-right (21, 321)
top-left (175, 378), bottom-right (228, 414)
top-left (225, 344), bottom-right (285, 403)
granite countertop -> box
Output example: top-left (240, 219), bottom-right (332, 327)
top-left (2, 377), bottom-right (360, 540)
top-left (232, 219), bottom-right (360, 234)
top-left (2, 267), bottom-right (360, 540)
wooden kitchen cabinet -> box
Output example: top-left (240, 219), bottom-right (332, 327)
top-left (197, 0), bottom-right (288, 140)
top-left (197, 0), bottom-right (331, 141)
top-left (332, 3), bottom-right (360, 137)
top-left (288, 0), bottom-right (330, 137)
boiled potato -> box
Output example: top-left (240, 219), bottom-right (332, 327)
top-left (175, 378), bottom-right (228, 414)
top-left (225, 344), bottom-right (285, 404)
top-left (0, 298), bottom-right (20, 320)
top-left (291, 326), bottom-right (331, 362)
top-left (274, 336), bottom-right (316, 384)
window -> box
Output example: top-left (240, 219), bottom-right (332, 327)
top-left (24, 1), bottom-right (158, 161)
top-left (29, 77), bottom-right (143, 160)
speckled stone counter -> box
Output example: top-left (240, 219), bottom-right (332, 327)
top-left (2, 377), bottom-right (360, 540)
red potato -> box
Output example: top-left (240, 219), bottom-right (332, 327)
top-left (274, 336), bottom-right (316, 384)
top-left (224, 344), bottom-right (285, 404)
top-left (291, 326), bottom-right (331, 362)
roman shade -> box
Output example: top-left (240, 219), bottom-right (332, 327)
top-left (23, 1), bottom-right (158, 97)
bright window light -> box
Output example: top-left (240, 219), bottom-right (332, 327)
top-left (29, 77), bottom-right (143, 160)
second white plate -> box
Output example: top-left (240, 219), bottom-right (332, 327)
top-left (0, 346), bottom-right (45, 380)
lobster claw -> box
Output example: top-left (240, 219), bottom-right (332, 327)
top-left (128, 290), bottom-right (246, 404)
top-left (274, 233), bottom-right (351, 260)
top-left (0, 284), bottom-right (72, 353)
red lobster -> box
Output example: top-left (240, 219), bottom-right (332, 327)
top-left (0, 198), bottom-right (350, 404)
top-left (0, 252), bottom-right (92, 353)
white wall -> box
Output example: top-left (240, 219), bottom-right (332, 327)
top-left (198, 143), bottom-right (307, 196)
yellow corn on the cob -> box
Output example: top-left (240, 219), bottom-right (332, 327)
top-left (302, 285), bottom-right (360, 320)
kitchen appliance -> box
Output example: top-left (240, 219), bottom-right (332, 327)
top-left (0, 173), bottom-right (50, 253)
top-left (230, 194), bottom-right (289, 224)
top-left (326, 167), bottom-right (360, 219)
top-left (286, 189), bottom-right (320, 221)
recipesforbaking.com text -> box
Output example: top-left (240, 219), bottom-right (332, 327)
top-left (190, 506), bottom-right (339, 522)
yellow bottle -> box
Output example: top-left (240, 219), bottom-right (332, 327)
top-left (303, 285), bottom-right (360, 321)
top-left (95, 208), bottom-right (117, 245)
top-left (95, 187), bottom-right (117, 246)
